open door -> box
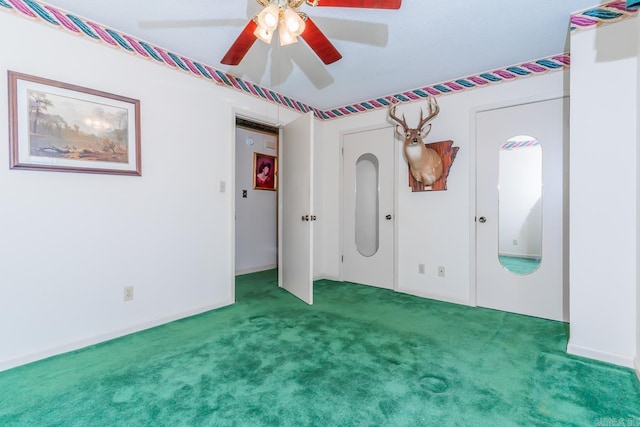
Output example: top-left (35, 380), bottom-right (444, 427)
top-left (279, 112), bottom-right (315, 304)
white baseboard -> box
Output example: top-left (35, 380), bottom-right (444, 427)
top-left (235, 264), bottom-right (277, 275)
top-left (313, 274), bottom-right (340, 282)
top-left (0, 299), bottom-right (234, 373)
top-left (567, 340), bottom-right (635, 368)
top-left (395, 285), bottom-right (473, 307)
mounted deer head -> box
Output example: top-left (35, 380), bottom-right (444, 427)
top-left (389, 96), bottom-right (443, 186)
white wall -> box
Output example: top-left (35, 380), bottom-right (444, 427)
top-left (319, 71), bottom-right (568, 306)
top-left (637, 15), bottom-right (640, 380)
top-left (569, 17), bottom-right (638, 368)
top-left (235, 127), bottom-right (278, 274)
top-left (0, 11), bottom-right (300, 371)
top-left (313, 119), bottom-right (325, 279)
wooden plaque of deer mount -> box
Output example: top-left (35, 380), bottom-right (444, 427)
top-left (389, 96), bottom-right (459, 192)
top-left (408, 140), bottom-right (458, 192)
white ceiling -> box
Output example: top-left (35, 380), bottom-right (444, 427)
top-left (42, 0), bottom-right (598, 110)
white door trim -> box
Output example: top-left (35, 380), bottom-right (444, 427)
top-left (468, 90), bottom-right (568, 307)
top-left (339, 123), bottom-right (398, 291)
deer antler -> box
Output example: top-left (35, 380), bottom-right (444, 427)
top-left (389, 104), bottom-right (409, 132)
top-left (417, 96), bottom-right (440, 131)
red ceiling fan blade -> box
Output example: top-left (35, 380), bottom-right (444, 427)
top-left (299, 16), bottom-right (342, 65)
top-left (221, 19), bottom-right (258, 66)
top-left (306, 0), bottom-right (401, 9)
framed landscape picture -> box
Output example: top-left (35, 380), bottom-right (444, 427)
top-left (8, 71), bottom-right (141, 175)
top-left (253, 153), bottom-right (277, 191)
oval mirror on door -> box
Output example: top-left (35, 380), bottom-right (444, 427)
top-left (355, 153), bottom-right (379, 257)
top-left (498, 135), bottom-right (542, 275)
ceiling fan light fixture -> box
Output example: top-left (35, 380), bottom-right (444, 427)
top-left (283, 8), bottom-right (305, 37)
top-left (225, 0), bottom-right (399, 66)
top-left (278, 20), bottom-right (298, 46)
top-left (254, 24), bottom-right (274, 43)
top-left (257, 3), bottom-right (280, 31)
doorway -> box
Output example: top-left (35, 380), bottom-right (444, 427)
top-left (234, 118), bottom-right (279, 276)
top-left (342, 126), bottom-right (395, 289)
top-left (475, 97), bottom-right (569, 321)
top-left (234, 113), bottom-right (316, 306)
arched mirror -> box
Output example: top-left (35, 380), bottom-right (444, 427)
top-left (498, 135), bottom-right (542, 275)
top-left (355, 153), bottom-right (379, 257)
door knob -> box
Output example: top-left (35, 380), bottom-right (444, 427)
top-left (478, 216), bottom-right (487, 223)
top-left (311, 215), bottom-right (317, 221)
top-left (385, 214), bottom-right (392, 220)
top-left (301, 215), bottom-right (309, 221)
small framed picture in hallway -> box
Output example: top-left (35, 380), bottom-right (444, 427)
top-left (253, 153), bottom-right (277, 191)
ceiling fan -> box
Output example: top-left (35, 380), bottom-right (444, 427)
top-left (221, 0), bottom-right (402, 66)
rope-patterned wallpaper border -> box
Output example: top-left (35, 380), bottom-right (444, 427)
top-left (570, 0), bottom-right (638, 32)
top-left (2, 0), bottom-right (621, 121)
top-left (318, 54), bottom-right (570, 120)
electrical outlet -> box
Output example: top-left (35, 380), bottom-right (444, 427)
top-left (438, 266), bottom-right (445, 277)
top-left (219, 181), bottom-right (226, 192)
top-left (513, 239), bottom-right (518, 245)
top-left (124, 286), bottom-right (134, 301)
top-left (418, 263), bottom-right (425, 274)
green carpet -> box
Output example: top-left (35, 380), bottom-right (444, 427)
top-left (499, 255), bottom-right (541, 275)
top-left (1, 269), bottom-right (638, 426)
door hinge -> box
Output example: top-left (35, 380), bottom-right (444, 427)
top-left (341, 147), bottom-right (344, 155)
top-left (341, 255), bottom-right (344, 263)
